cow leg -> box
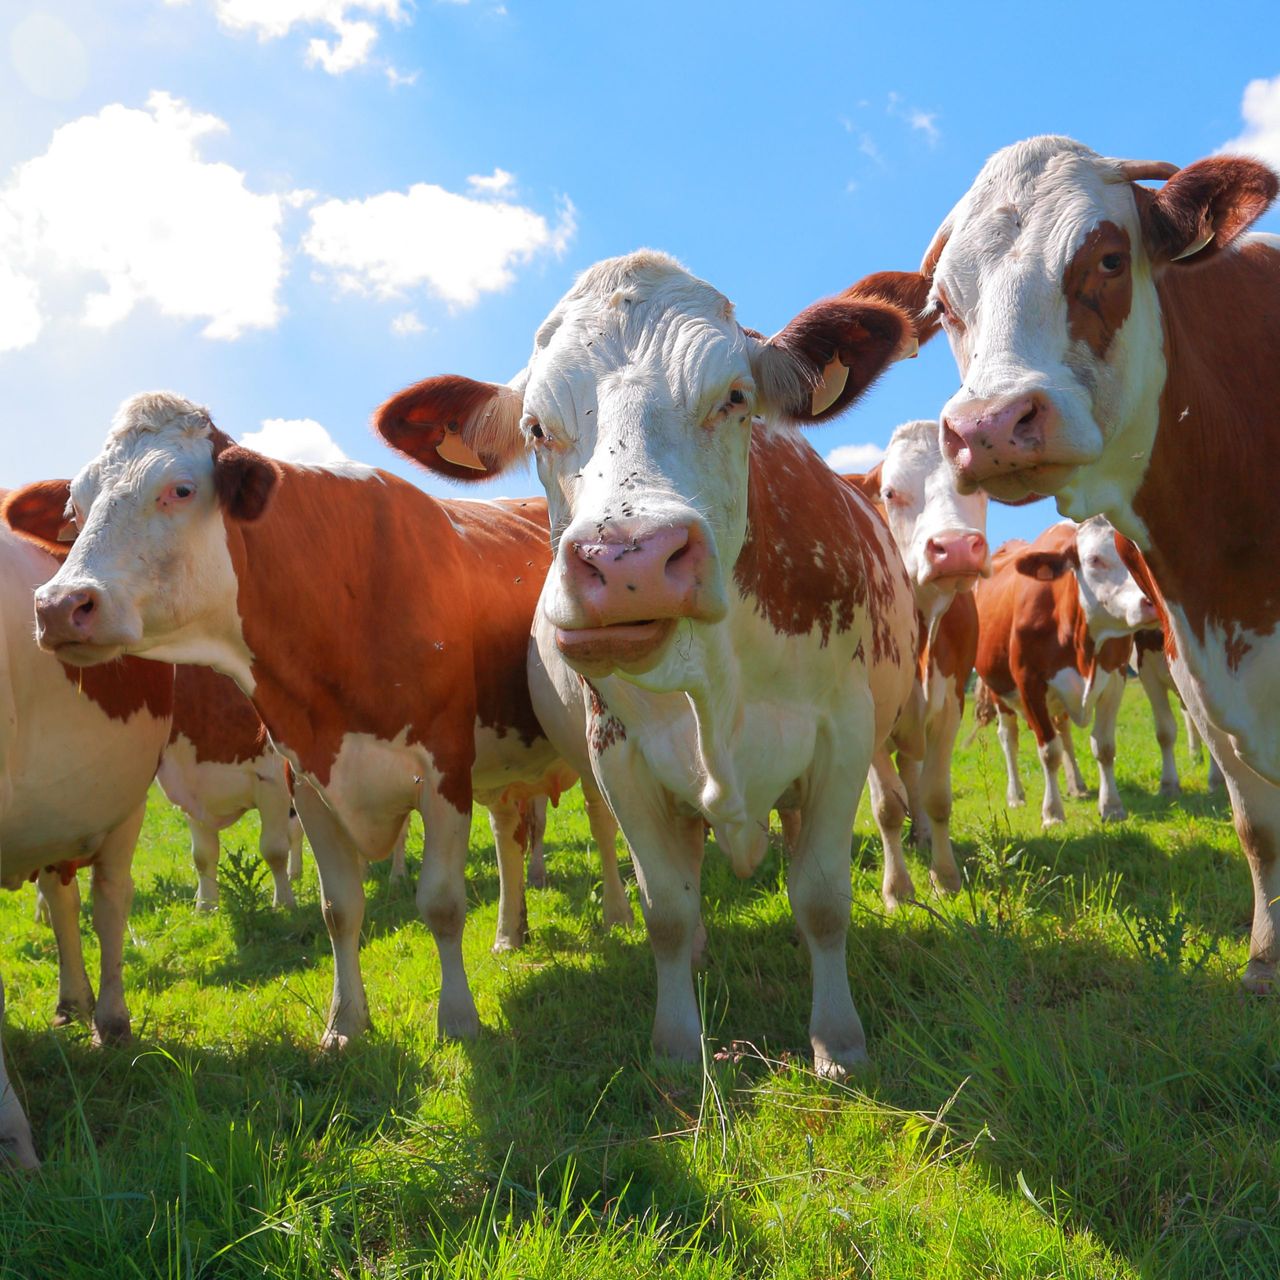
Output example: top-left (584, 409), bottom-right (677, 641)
top-left (1207, 750), bottom-right (1225, 793)
top-left (1091, 672), bottom-right (1127, 821)
top-left (1055, 715), bottom-right (1090, 799)
top-left (1221, 766), bottom-right (1280, 994)
top-left (1140, 661), bottom-right (1181, 796)
top-left (293, 783), bottom-right (371, 1048)
top-left (287, 808), bottom-right (304, 882)
top-left (89, 800), bottom-right (144, 1047)
top-left (1036, 737), bottom-right (1067, 827)
top-left (1183, 706), bottom-right (1204, 763)
top-left (583, 778), bottom-right (633, 929)
top-left (791, 733), bottom-right (869, 1079)
top-left (0, 975), bottom-right (38, 1170)
top-left (777, 807), bottom-right (803, 856)
top-left (870, 750), bottom-right (915, 910)
top-left (489, 798), bottom-right (528, 953)
top-left (996, 710), bottom-right (1025, 808)
top-left (255, 775), bottom-right (298, 909)
top-left (415, 796), bottom-right (480, 1040)
top-left (526, 795), bottom-right (548, 890)
top-left (898, 755), bottom-right (931, 852)
top-left (36, 872), bottom-right (94, 1026)
top-left (922, 693), bottom-right (963, 894)
top-left (189, 816), bottom-right (221, 911)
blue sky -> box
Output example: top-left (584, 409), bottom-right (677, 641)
top-left (3, 0), bottom-right (1278, 549)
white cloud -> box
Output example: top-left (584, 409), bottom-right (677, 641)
top-left (1221, 74), bottom-right (1280, 169)
top-left (385, 65), bottom-right (419, 87)
top-left (204, 0), bottom-right (406, 74)
top-left (0, 91), bottom-right (288, 351)
top-left (467, 167), bottom-right (515, 196)
top-left (825, 442), bottom-right (884, 472)
top-left (241, 417), bottom-right (350, 464)
top-left (907, 110), bottom-right (940, 145)
top-left (302, 184), bottom-right (576, 308)
top-left (391, 310), bottom-right (425, 335)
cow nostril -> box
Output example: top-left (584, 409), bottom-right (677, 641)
top-left (72, 597), bottom-right (95, 625)
top-left (1016, 404), bottom-right (1037, 428)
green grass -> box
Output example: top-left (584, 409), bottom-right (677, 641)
top-left (2, 684), bottom-right (1274, 1278)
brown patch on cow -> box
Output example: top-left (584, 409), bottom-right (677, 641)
top-left (1063, 221), bottom-right (1133, 358)
top-left (582, 677), bottom-right (627, 753)
top-left (1225, 628), bottom-right (1253, 673)
top-left (734, 429), bottom-right (905, 668)
top-left (171, 665), bottom-right (268, 765)
top-left (1130, 237), bottom-right (1280, 654)
top-left (60, 656), bottom-right (174, 725)
top-left (221, 464), bottom-right (553, 814)
top-left (924, 592), bottom-right (979, 706)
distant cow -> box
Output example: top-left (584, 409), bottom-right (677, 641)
top-left (843, 417), bottom-right (990, 907)
top-left (158, 665), bottom-right (304, 909)
top-left (372, 251), bottom-right (919, 1076)
top-left (1133, 630), bottom-right (1223, 794)
top-left (0, 493), bottom-right (173, 1167)
top-left (974, 518), bottom-right (1156, 825)
top-left (12, 401), bottom-right (609, 1051)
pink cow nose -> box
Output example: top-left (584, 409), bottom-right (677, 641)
top-left (1138, 595), bottom-right (1159, 624)
top-left (923, 531), bottom-right (989, 581)
top-left (36, 586), bottom-right (100, 649)
top-left (942, 394), bottom-right (1050, 475)
top-left (566, 522), bottom-right (711, 625)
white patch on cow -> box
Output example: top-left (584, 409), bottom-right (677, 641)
top-left (1045, 666), bottom-right (1089, 727)
top-left (1068, 516), bottom-right (1153, 639)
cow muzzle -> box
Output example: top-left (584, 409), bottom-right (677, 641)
top-left (921, 530), bottom-right (989, 586)
top-left (34, 583), bottom-right (130, 664)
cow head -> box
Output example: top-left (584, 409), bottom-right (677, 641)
top-left (865, 136), bottom-right (1277, 534)
top-left (9, 392), bottom-right (279, 674)
top-left (871, 418), bottom-right (990, 623)
top-left (375, 251), bottom-right (914, 684)
top-left (1016, 516), bottom-right (1157, 642)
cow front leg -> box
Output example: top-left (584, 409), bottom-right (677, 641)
top-left (1038, 736), bottom-right (1067, 827)
top-left (1091, 672), bottom-right (1127, 821)
top-left (416, 796), bottom-right (479, 1039)
top-left (1055, 715), bottom-right (1090, 799)
top-left (293, 783), bottom-right (371, 1049)
top-left (897, 755), bottom-right (931, 852)
top-left (870, 750), bottom-right (914, 910)
top-left (0, 975), bottom-right (38, 1170)
top-left (582, 779), bottom-right (633, 929)
top-left (526, 795), bottom-right (549, 890)
top-left (36, 871), bottom-right (94, 1026)
top-left (922, 693), bottom-right (963, 894)
top-left (996, 710), bottom-right (1025, 808)
top-left (189, 816), bottom-right (221, 910)
top-left (488, 798), bottom-right (528, 952)
top-left (89, 801), bottom-right (145, 1046)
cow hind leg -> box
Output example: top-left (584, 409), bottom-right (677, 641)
top-left (1221, 767), bottom-right (1280, 995)
top-left (293, 783), bottom-right (372, 1049)
top-left (870, 750), bottom-right (915, 910)
top-left (583, 779), bottom-right (633, 929)
top-left (1141, 665), bottom-right (1182, 796)
top-left (525, 796), bottom-right (548, 890)
top-left (997, 711), bottom-right (1026, 808)
top-left (1055, 715), bottom-right (1090, 799)
top-left (255, 778), bottom-right (298, 909)
top-left (36, 872), bottom-right (95, 1026)
top-left (922, 698), bottom-right (963, 894)
top-left (897, 756), bottom-right (931, 852)
top-left (1091, 674), bottom-right (1127, 821)
top-left (488, 798), bottom-right (529, 952)
top-left (89, 801), bottom-right (145, 1047)
top-left (1038, 736), bottom-right (1067, 827)
top-left (189, 817), bottom-right (221, 911)
top-left (0, 975), bottom-right (39, 1170)
top-left (287, 808), bottom-right (304, 882)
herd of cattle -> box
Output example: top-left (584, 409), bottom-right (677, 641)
top-left (1, 134), bottom-right (1276, 1169)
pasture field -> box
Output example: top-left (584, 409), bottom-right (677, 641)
top-left (1, 682), bottom-right (1275, 1279)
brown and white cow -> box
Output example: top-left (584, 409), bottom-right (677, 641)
top-left (842, 418), bottom-right (990, 907)
top-left (1134, 629), bottom-right (1223, 795)
top-left (157, 664), bottom-right (304, 910)
top-left (9, 396), bottom-right (623, 1050)
top-left (974, 517), bottom-right (1156, 826)
top-left (373, 251), bottom-right (919, 1076)
top-left (0, 492), bottom-right (173, 1167)
top-left (867, 134), bottom-right (1280, 987)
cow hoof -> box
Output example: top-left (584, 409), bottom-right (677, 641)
top-left (690, 919), bottom-right (708, 968)
top-left (319, 1028), bottom-right (351, 1052)
top-left (813, 1042), bottom-right (869, 1081)
top-left (437, 1002), bottom-right (480, 1041)
top-left (603, 900), bottom-right (635, 930)
top-left (52, 1000), bottom-right (91, 1028)
top-left (1042, 814), bottom-right (1065, 829)
top-left (1159, 781), bottom-right (1182, 798)
top-left (1007, 795), bottom-right (1026, 810)
top-left (930, 867), bottom-right (963, 895)
top-left (193, 897), bottom-right (218, 913)
top-left (490, 934), bottom-right (524, 954)
top-left (1099, 806), bottom-right (1127, 823)
top-left (0, 1128), bottom-right (40, 1171)
top-left (526, 866), bottom-right (547, 891)
top-left (1241, 961), bottom-right (1275, 995)
top-left (92, 1017), bottom-right (132, 1048)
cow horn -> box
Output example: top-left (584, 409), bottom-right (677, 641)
top-left (1112, 159), bottom-right (1180, 183)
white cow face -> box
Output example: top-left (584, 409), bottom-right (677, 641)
top-left (876, 418), bottom-right (989, 622)
top-left (22, 393), bottom-right (278, 676)
top-left (375, 251), bottom-right (915, 685)
top-left (865, 136), bottom-right (1276, 535)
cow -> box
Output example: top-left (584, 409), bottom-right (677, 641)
top-left (1134, 630), bottom-right (1223, 794)
top-left (862, 134), bottom-right (1280, 988)
top-left (842, 418), bottom-right (990, 907)
top-left (0, 492), bottom-right (173, 1167)
top-left (10, 397), bottom-right (627, 1051)
top-left (371, 250), bottom-right (919, 1076)
top-left (158, 664), bottom-right (304, 909)
top-left (973, 517), bottom-right (1156, 826)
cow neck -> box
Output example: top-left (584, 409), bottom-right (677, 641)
top-left (1132, 239), bottom-right (1280, 647)
top-left (221, 463), bottom-right (476, 805)
top-left (170, 665), bottom-right (268, 765)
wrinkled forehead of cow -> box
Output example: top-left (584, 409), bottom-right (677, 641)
top-left (72, 392), bottom-right (217, 504)
top-left (883, 418), bottom-right (945, 474)
top-left (525, 250), bottom-right (749, 397)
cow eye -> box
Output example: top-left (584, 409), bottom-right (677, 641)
top-left (175, 484), bottom-right (194, 499)
top-left (527, 421), bottom-right (545, 440)
top-left (729, 389), bottom-right (745, 406)
top-left (1099, 252), bottom-right (1127, 276)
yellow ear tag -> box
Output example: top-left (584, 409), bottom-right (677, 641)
top-left (436, 424), bottom-right (487, 471)
top-left (811, 356), bottom-right (850, 415)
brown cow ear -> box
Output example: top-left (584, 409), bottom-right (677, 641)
top-left (373, 375), bottom-right (526, 481)
top-left (214, 446), bottom-right (280, 522)
top-left (1138, 156), bottom-right (1278, 267)
top-left (1015, 549), bottom-right (1076, 581)
top-left (751, 298), bottom-right (915, 425)
top-left (2, 480), bottom-right (76, 557)
top-left (840, 461), bottom-right (884, 508)
top-left (842, 272), bottom-right (941, 347)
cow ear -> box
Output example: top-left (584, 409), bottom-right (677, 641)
top-left (1015, 549), bottom-right (1076, 581)
top-left (840, 461), bottom-right (884, 508)
top-left (751, 298), bottom-right (915, 425)
top-left (214, 445), bottom-right (280, 523)
top-left (842, 272), bottom-right (941, 348)
top-left (373, 375), bottom-right (526, 481)
top-left (2, 480), bottom-right (77, 557)
top-left (1138, 156), bottom-right (1278, 267)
